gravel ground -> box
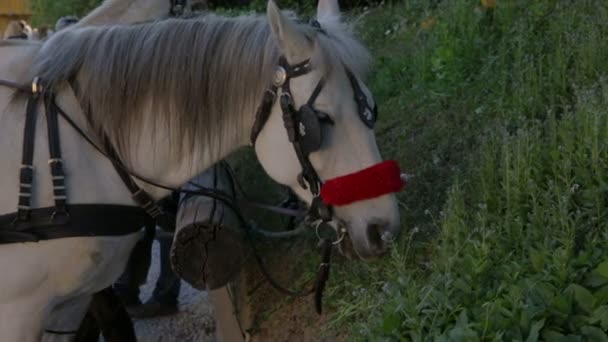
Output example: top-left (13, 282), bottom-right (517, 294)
top-left (132, 241), bottom-right (217, 342)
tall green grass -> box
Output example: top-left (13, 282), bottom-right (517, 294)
top-left (326, 0), bottom-right (608, 339)
top-left (355, 84), bottom-right (608, 340)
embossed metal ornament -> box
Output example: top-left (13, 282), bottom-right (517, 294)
top-left (273, 66), bottom-right (288, 87)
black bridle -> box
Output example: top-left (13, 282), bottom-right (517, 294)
top-left (251, 57), bottom-right (332, 220)
top-left (250, 55), bottom-right (378, 224)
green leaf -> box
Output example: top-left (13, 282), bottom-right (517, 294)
top-left (540, 334), bottom-right (583, 342)
top-left (542, 330), bottom-right (565, 341)
top-left (595, 285), bottom-right (608, 306)
top-left (530, 249), bottom-right (544, 272)
top-left (552, 294), bottom-right (573, 315)
top-left (456, 310), bottom-right (469, 326)
top-left (566, 284), bottom-right (597, 313)
top-left (447, 326), bottom-right (479, 342)
top-left (585, 272), bottom-right (608, 288)
top-left (381, 312), bottom-right (401, 334)
top-left (590, 306), bottom-right (608, 331)
top-left (581, 326), bottom-right (608, 342)
top-left (596, 261), bottom-right (608, 279)
top-left (525, 319), bottom-right (545, 342)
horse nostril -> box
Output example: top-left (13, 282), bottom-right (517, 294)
top-left (366, 218), bottom-right (390, 250)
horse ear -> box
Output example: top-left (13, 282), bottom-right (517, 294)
top-left (317, 0), bottom-right (340, 22)
top-left (267, 0), bottom-right (312, 64)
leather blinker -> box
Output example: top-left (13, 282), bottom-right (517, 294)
top-left (296, 105), bottom-right (322, 155)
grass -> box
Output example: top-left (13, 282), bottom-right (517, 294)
top-left (321, 0), bottom-right (608, 340)
top-left (223, 1), bottom-right (608, 339)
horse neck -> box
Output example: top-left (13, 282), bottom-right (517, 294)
top-left (75, 0), bottom-right (169, 28)
top-left (121, 104), bottom-right (254, 199)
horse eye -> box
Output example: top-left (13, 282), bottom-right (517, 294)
top-left (316, 111), bottom-right (334, 125)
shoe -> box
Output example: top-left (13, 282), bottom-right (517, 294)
top-left (127, 298), bottom-right (178, 319)
top-left (114, 288), bottom-right (142, 308)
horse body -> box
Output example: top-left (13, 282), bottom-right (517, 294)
top-left (0, 0), bottom-right (400, 339)
top-left (73, 0), bottom-right (179, 29)
top-left (0, 2), bottom-right (192, 340)
top-left (0, 41), bottom-right (142, 341)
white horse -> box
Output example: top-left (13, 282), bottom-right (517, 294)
top-left (38, 1), bottom-right (193, 340)
top-left (0, 1), bottom-right (400, 341)
top-left (72, 0), bottom-right (189, 29)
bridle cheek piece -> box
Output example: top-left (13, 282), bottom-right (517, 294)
top-left (251, 56), bottom-right (403, 222)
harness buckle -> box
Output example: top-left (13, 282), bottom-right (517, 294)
top-left (51, 209), bottom-right (70, 222)
top-left (31, 77), bottom-right (42, 95)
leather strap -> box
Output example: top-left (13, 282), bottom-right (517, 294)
top-left (44, 95), bottom-right (68, 218)
top-left (15, 79), bottom-right (43, 222)
top-left (251, 56), bottom-right (331, 219)
top-left (0, 204), bottom-right (149, 244)
top-left (0, 79), bottom-right (31, 93)
top-left (100, 134), bottom-right (165, 221)
top-left (250, 87), bottom-right (277, 144)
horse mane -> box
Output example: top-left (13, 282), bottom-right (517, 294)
top-left (30, 12), bottom-right (371, 161)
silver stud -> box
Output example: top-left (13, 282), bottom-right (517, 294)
top-left (273, 66), bottom-right (287, 87)
top-left (299, 122), bottom-right (306, 136)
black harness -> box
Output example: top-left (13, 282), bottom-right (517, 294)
top-left (0, 0), bottom-right (192, 244)
top-left (0, 78), bottom-right (163, 243)
top-left (244, 47), bottom-right (378, 313)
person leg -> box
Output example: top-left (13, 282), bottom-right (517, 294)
top-left (129, 192), bottom-right (181, 318)
top-left (151, 235), bottom-right (181, 305)
top-left (113, 223), bottom-right (155, 306)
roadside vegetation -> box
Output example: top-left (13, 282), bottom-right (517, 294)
top-left (326, 1), bottom-right (608, 340)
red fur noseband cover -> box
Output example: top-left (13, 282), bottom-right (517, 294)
top-left (320, 160), bottom-right (404, 206)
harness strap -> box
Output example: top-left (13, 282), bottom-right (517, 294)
top-left (44, 95), bottom-right (68, 217)
top-left (100, 135), bottom-right (166, 221)
top-left (15, 79), bottom-right (43, 222)
top-left (0, 79), bottom-right (30, 92)
top-left (252, 56), bottom-right (331, 219)
top-left (279, 77), bottom-right (324, 197)
top-left (250, 87), bottom-right (278, 145)
top-left (279, 57), bottom-right (311, 78)
top-left (0, 205), bottom-right (148, 244)
top-left (314, 238), bottom-right (332, 314)
top-left (306, 79), bottom-right (325, 107)
top-left (345, 67), bottom-right (377, 128)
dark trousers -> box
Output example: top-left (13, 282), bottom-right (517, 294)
top-left (114, 224), bottom-right (180, 305)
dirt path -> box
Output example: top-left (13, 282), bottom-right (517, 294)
top-left (132, 241), bottom-right (217, 342)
